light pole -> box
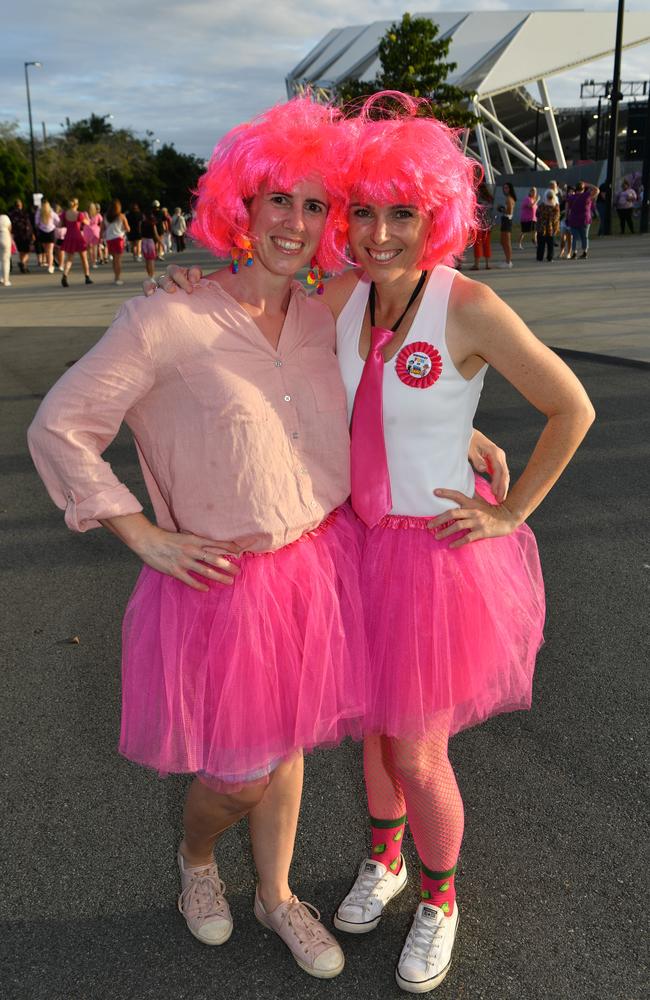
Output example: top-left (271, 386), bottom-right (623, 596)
top-left (603, 0), bottom-right (625, 235)
top-left (24, 61), bottom-right (42, 195)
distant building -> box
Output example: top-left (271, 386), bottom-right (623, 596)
top-left (287, 10), bottom-right (650, 183)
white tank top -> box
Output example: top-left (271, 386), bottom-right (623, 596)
top-left (336, 266), bottom-right (487, 517)
top-left (104, 217), bottom-right (126, 240)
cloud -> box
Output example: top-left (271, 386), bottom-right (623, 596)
top-left (1, 0), bottom-right (648, 158)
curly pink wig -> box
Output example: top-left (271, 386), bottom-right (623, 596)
top-left (341, 92), bottom-right (481, 268)
top-left (190, 98), bottom-right (349, 272)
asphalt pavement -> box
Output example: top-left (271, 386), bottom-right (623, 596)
top-left (1, 241), bottom-right (648, 1000)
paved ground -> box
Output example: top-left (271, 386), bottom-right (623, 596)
top-left (1, 241), bottom-right (648, 1000)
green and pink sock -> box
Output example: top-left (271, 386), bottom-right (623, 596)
top-left (420, 862), bottom-right (457, 916)
top-left (370, 814), bottom-right (406, 875)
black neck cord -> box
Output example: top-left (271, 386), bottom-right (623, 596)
top-left (369, 269), bottom-right (428, 332)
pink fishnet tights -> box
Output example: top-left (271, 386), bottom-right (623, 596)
top-left (363, 726), bottom-right (464, 873)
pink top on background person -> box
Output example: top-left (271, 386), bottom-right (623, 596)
top-left (27, 279), bottom-right (350, 553)
top-left (35, 208), bottom-right (60, 233)
top-left (519, 196), bottom-right (537, 223)
top-left (85, 213), bottom-right (103, 245)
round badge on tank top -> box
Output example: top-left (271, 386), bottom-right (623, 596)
top-left (395, 341), bottom-right (442, 389)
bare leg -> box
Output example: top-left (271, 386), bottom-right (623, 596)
top-left (180, 776), bottom-right (266, 866)
top-left (80, 250), bottom-right (91, 278)
top-left (248, 751), bottom-right (304, 911)
top-left (145, 258), bottom-right (155, 278)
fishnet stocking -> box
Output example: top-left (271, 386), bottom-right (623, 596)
top-left (363, 722), bottom-right (464, 875)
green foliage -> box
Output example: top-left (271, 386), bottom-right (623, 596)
top-left (154, 144), bottom-right (204, 209)
top-left (335, 13), bottom-right (476, 128)
top-left (0, 124), bottom-right (30, 211)
top-left (0, 115), bottom-right (204, 212)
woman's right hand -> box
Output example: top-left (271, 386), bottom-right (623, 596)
top-left (143, 264), bottom-right (203, 297)
top-left (101, 513), bottom-right (241, 591)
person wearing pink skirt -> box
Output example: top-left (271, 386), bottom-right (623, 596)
top-left (28, 98), bottom-right (368, 980)
top-left (59, 198), bottom-right (92, 286)
top-left (324, 93), bottom-right (594, 994)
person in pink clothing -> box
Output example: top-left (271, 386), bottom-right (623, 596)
top-left (518, 186), bottom-right (538, 249)
top-left (84, 203), bottom-right (103, 268)
top-left (59, 198), bottom-right (92, 286)
top-left (28, 97), bottom-right (368, 979)
top-left (326, 93), bottom-right (593, 994)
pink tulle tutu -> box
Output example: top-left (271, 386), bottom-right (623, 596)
top-left (120, 504), bottom-right (366, 792)
top-left (360, 476), bottom-right (545, 739)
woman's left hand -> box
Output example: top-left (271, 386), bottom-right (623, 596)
top-left (428, 489), bottom-right (521, 548)
top-left (468, 430), bottom-right (509, 502)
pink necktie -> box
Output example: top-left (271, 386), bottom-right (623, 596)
top-left (350, 325), bottom-right (394, 527)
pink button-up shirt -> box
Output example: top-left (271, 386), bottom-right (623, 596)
top-left (28, 280), bottom-right (351, 552)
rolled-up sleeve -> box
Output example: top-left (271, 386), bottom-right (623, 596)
top-left (27, 302), bottom-right (155, 532)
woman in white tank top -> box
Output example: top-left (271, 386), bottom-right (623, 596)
top-left (324, 94), bottom-right (593, 993)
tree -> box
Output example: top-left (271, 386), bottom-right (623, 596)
top-left (66, 113), bottom-right (115, 144)
top-left (334, 13), bottom-right (476, 128)
top-left (0, 124), bottom-right (30, 210)
top-left (154, 144), bottom-right (205, 209)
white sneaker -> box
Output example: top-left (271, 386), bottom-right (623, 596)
top-left (396, 902), bottom-right (458, 993)
top-left (334, 856), bottom-right (407, 934)
top-left (114, 279), bottom-right (124, 285)
top-left (177, 851), bottom-right (233, 945)
top-left (498, 261), bottom-right (513, 269)
top-left (48, 265), bottom-right (54, 274)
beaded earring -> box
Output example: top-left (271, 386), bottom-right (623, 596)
top-left (230, 237), bottom-right (253, 274)
top-left (307, 257), bottom-right (324, 294)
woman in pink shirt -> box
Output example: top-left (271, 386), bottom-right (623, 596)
top-left (29, 98), bottom-right (367, 979)
top-left (518, 186), bottom-right (538, 250)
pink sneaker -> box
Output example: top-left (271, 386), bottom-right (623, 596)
top-left (177, 851), bottom-right (233, 945)
top-left (254, 889), bottom-right (345, 979)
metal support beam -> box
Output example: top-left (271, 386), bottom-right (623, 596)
top-left (486, 97), bottom-right (513, 173)
top-left (479, 124), bottom-right (542, 169)
top-left (473, 99), bottom-right (494, 184)
top-left (537, 78), bottom-right (567, 168)
top-left (475, 100), bottom-right (549, 169)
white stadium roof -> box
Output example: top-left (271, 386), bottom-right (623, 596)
top-left (287, 10), bottom-right (650, 100)
top-left (287, 10), bottom-right (650, 180)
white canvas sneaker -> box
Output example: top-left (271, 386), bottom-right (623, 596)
top-left (334, 856), bottom-right (407, 934)
top-left (396, 901), bottom-right (459, 993)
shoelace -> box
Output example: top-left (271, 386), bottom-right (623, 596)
top-left (408, 913), bottom-right (445, 968)
top-left (178, 868), bottom-right (228, 920)
top-left (345, 870), bottom-right (384, 911)
top-left (278, 897), bottom-right (332, 957)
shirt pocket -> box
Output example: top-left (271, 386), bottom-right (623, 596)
top-left (299, 347), bottom-right (348, 413)
top-left (176, 360), bottom-right (269, 430)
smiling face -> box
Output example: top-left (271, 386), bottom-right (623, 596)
top-left (246, 178), bottom-right (329, 279)
top-left (347, 201), bottom-right (431, 284)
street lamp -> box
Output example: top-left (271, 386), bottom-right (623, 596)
top-left (24, 61), bottom-right (42, 195)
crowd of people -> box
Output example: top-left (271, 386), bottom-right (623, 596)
top-left (469, 174), bottom-right (644, 270)
top-left (0, 198), bottom-right (191, 288)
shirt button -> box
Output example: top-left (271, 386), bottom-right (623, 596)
top-left (284, 394), bottom-right (291, 402)
top-left (300, 467), bottom-right (308, 474)
top-left (292, 432), bottom-right (299, 439)
top-left (275, 360), bottom-right (283, 368)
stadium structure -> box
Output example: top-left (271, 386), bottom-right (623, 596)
top-left (286, 10), bottom-right (650, 183)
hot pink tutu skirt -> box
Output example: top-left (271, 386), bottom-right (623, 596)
top-left (360, 477), bottom-right (545, 739)
top-left (120, 505), bottom-right (366, 792)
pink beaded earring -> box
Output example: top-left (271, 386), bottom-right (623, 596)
top-left (307, 257), bottom-right (324, 294)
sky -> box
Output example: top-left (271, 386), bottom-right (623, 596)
top-left (2, 1), bottom-right (649, 160)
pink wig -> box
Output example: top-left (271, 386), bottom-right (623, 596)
top-left (190, 98), bottom-right (349, 272)
top-left (341, 92), bottom-right (481, 268)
